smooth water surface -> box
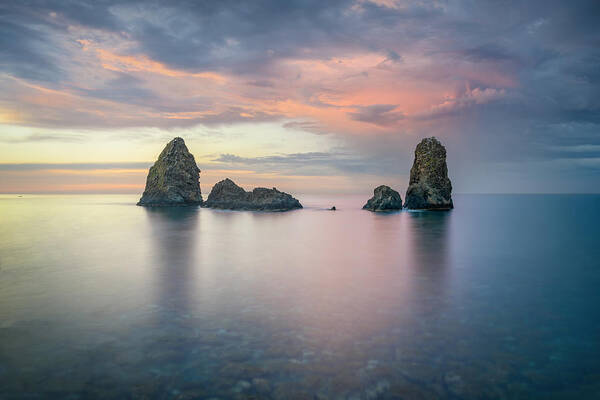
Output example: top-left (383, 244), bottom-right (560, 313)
top-left (1, 194), bottom-right (599, 399)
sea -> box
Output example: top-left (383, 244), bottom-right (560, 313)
top-left (0, 194), bottom-right (599, 399)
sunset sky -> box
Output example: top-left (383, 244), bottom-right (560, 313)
top-left (1, 0), bottom-right (599, 194)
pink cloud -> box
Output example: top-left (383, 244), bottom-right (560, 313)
top-left (413, 86), bottom-right (507, 119)
top-left (2, 31), bottom-right (517, 137)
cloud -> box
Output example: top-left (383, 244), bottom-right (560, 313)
top-left (282, 120), bottom-right (330, 135)
top-left (347, 104), bottom-right (404, 126)
top-left (0, 162), bottom-right (152, 171)
top-left (527, 18), bottom-right (548, 34)
top-left (2, 0), bottom-right (596, 132)
top-left (74, 73), bottom-right (159, 107)
top-left (214, 152), bottom-right (333, 165)
top-left (211, 150), bottom-right (403, 177)
top-left (194, 107), bottom-right (283, 126)
top-left (375, 50), bottom-right (403, 69)
top-left (0, 133), bottom-right (87, 143)
top-left (0, 19), bottom-right (63, 82)
top-left (246, 80), bottom-right (275, 88)
top-left (568, 157), bottom-right (600, 169)
top-left (460, 44), bottom-right (514, 63)
top-left (548, 144), bottom-right (600, 153)
top-left (415, 87), bottom-right (507, 120)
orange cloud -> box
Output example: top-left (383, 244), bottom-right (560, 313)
top-left (90, 46), bottom-right (226, 83)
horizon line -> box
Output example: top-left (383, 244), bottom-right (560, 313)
top-left (1, 192), bottom-right (599, 196)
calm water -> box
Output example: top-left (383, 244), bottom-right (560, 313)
top-left (0, 194), bottom-right (599, 399)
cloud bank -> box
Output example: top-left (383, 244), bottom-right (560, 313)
top-left (0, 0), bottom-right (599, 193)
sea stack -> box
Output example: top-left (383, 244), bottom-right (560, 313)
top-left (363, 185), bottom-right (403, 212)
top-left (137, 137), bottom-right (203, 206)
top-left (404, 137), bottom-right (453, 210)
top-left (204, 178), bottom-right (302, 211)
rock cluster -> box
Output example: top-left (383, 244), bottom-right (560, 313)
top-left (138, 136), bottom-right (453, 212)
top-left (137, 137), bottom-right (203, 206)
top-left (204, 178), bottom-right (302, 211)
top-left (362, 185), bottom-right (403, 212)
top-left (404, 137), bottom-right (453, 210)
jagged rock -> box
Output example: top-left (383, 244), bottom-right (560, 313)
top-left (404, 137), bottom-right (453, 210)
top-left (363, 185), bottom-right (403, 211)
top-left (204, 178), bottom-right (302, 211)
top-left (137, 137), bottom-right (203, 206)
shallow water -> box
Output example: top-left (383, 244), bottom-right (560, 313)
top-left (0, 194), bottom-right (599, 399)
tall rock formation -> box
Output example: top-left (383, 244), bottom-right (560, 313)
top-left (204, 178), bottom-right (302, 211)
top-left (363, 185), bottom-right (403, 212)
top-left (137, 137), bottom-right (203, 206)
top-left (404, 137), bottom-right (453, 210)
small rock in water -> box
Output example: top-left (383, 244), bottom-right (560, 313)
top-left (404, 137), bottom-right (453, 210)
top-left (330, 206), bottom-right (336, 211)
top-left (204, 178), bottom-right (302, 211)
top-left (363, 185), bottom-right (403, 212)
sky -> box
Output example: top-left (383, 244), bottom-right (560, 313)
top-left (1, 0), bottom-right (599, 195)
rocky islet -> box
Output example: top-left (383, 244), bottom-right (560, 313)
top-left (362, 185), bottom-right (403, 212)
top-left (137, 137), bottom-right (203, 206)
top-left (204, 178), bottom-right (302, 211)
top-left (403, 137), bottom-right (453, 210)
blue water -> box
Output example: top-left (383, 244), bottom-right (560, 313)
top-left (0, 194), bottom-right (599, 399)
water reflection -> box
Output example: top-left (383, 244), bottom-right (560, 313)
top-left (144, 207), bottom-right (200, 318)
top-left (406, 211), bottom-right (451, 268)
top-left (405, 211), bottom-right (451, 318)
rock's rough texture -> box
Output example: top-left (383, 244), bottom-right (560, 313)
top-left (204, 178), bottom-right (302, 211)
top-left (363, 185), bottom-right (403, 211)
top-left (137, 137), bottom-right (203, 206)
top-left (404, 137), bottom-right (453, 210)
